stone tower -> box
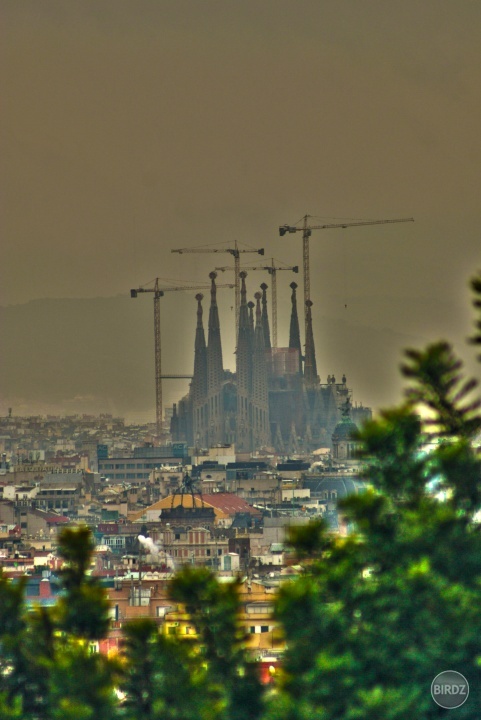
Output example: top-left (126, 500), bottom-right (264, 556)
top-left (236, 272), bottom-right (252, 453)
top-left (303, 299), bottom-right (319, 388)
top-left (206, 272), bottom-right (225, 445)
top-left (260, 282), bottom-right (271, 351)
top-left (289, 281), bottom-right (302, 374)
top-left (191, 293), bottom-right (208, 448)
top-left (251, 291), bottom-right (270, 449)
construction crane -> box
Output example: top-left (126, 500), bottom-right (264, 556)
top-left (215, 259), bottom-right (299, 347)
top-left (171, 240), bottom-right (264, 339)
top-left (130, 278), bottom-right (234, 439)
top-left (279, 214), bottom-right (414, 339)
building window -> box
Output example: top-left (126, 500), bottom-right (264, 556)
top-left (250, 626), bottom-right (255, 634)
top-left (261, 626), bottom-right (269, 633)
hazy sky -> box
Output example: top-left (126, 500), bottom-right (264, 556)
top-left (2, 1), bottom-right (481, 418)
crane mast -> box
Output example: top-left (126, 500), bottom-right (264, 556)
top-left (279, 214), bottom-right (414, 345)
top-left (131, 279), bottom-right (234, 439)
top-left (171, 241), bottom-right (264, 339)
top-left (215, 259), bottom-right (298, 347)
top-left (153, 280), bottom-right (162, 440)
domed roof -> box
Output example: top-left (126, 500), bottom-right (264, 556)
top-left (332, 396), bottom-right (358, 442)
top-left (332, 418), bottom-right (358, 441)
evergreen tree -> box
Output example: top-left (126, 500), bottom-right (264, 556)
top-left (55, 525), bottom-right (111, 638)
top-left (118, 568), bottom-right (264, 720)
top-left (169, 566), bottom-right (264, 720)
top-left (0, 526), bottom-right (119, 719)
top-left (0, 573), bottom-right (29, 712)
top-left (119, 618), bottom-right (207, 720)
top-left (267, 271), bottom-right (481, 719)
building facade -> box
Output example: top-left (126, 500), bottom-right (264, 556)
top-left (171, 272), bottom-right (371, 453)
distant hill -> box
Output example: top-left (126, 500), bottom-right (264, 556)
top-left (0, 293), bottom-right (478, 421)
top-left (0, 295), bottom-right (188, 420)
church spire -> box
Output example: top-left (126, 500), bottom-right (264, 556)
top-left (260, 282), bottom-right (271, 350)
top-left (207, 271), bottom-right (224, 392)
top-left (251, 291), bottom-right (270, 448)
top-left (248, 301), bottom-right (255, 337)
top-left (289, 281), bottom-right (302, 374)
top-left (237, 271), bottom-right (251, 351)
top-left (303, 299), bottom-right (319, 387)
top-left (192, 293), bottom-right (207, 405)
top-left (236, 271), bottom-right (252, 452)
top-left (206, 272), bottom-right (225, 445)
top-left (255, 291), bottom-right (263, 338)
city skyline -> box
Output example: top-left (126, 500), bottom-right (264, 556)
top-left (2, 1), bottom-right (481, 419)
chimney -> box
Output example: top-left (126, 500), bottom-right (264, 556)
top-left (39, 577), bottom-right (52, 599)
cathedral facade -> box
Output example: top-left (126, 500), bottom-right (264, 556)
top-left (171, 272), bottom-right (371, 454)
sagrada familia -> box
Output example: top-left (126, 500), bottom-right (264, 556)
top-left (170, 271), bottom-right (371, 454)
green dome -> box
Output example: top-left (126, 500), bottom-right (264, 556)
top-left (332, 418), bottom-right (358, 442)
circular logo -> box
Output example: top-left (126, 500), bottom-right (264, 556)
top-left (431, 670), bottom-right (469, 709)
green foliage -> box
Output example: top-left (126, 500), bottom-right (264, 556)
top-left (48, 642), bottom-right (118, 720)
top-left (402, 342), bottom-right (481, 438)
top-left (0, 530), bottom-right (263, 720)
top-left (0, 526), bottom-right (119, 719)
top-left (169, 567), bottom-right (264, 720)
top-left (286, 519), bottom-right (331, 559)
top-left (117, 568), bottom-right (265, 720)
top-left (0, 573), bottom-right (28, 710)
top-left (0, 694), bottom-right (23, 720)
top-left (269, 274), bottom-right (481, 719)
top-left (55, 526), bottom-right (112, 639)
top-left (119, 619), bottom-right (207, 720)
top-left (469, 270), bottom-right (481, 356)
top-left (354, 408), bottom-right (426, 501)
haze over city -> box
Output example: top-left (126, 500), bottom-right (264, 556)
top-left (2, 1), bottom-right (481, 421)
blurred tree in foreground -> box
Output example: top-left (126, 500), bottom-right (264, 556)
top-left (0, 526), bottom-right (120, 719)
top-left (1, 272), bottom-right (481, 719)
top-left (118, 569), bottom-right (263, 720)
top-left (267, 271), bottom-right (481, 720)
